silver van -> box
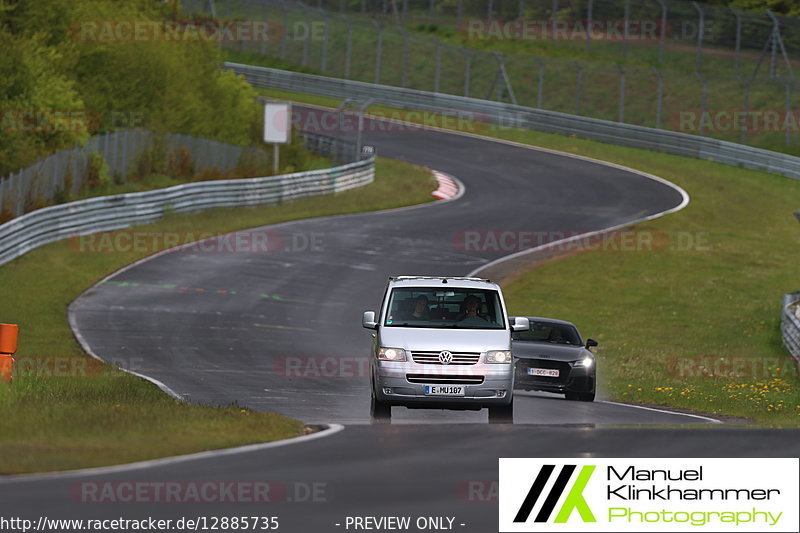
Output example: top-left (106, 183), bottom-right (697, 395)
top-left (362, 276), bottom-right (529, 421)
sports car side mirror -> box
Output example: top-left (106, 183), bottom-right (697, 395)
top-left (586, 338), bottom-right (598, 348)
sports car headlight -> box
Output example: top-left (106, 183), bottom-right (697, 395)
top-left (486, 350), bottom-right (513, 364)
top-left (572, 357), bottom-right (593, 368)
top-left (378, 347), bottom-right (407, 361)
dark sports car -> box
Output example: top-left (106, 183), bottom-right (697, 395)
top-left (511, 317), bottom-right (597, 402)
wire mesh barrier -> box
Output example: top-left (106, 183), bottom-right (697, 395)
top-left (187, 0), bottom-right (799, 152)
top-left (0, 131), bottom-right (373, 267)
top-left (781, 292), bottom-right (800, 364)
top-left (227, 62), bottom-right (800, 180)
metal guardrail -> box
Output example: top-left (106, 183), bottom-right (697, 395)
top-left (781, 292), bottom-right (800, 364)
top-left (0, 155), bottom-right (374, 267)
top-left (226, 62), bottom-right (800, 182)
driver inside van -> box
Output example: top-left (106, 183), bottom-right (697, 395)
top-left (457, 294), bottom-right (489, 322)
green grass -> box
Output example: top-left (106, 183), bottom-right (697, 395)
top-left (255, 86), bottom-right (800, 425)
top-left (0, 157), bottom-right (436, 473)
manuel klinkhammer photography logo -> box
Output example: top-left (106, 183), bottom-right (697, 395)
top-left (499, 458), bottom-right (799, 532)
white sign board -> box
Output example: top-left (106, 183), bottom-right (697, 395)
top-left (263, 102), bottom-right (291, 144)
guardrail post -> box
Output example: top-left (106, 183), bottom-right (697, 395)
top-left (0, 323), bottom-right (18, 384)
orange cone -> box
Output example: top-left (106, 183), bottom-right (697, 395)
top-left (0, 324), bottom-right (18, 384)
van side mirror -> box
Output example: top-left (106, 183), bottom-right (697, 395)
top-left (586, 338), bottom-right (598, 348)
top-left (511, 316), bottom-right (529, 332)
top-left (362, 311), bottom-right (378, 330)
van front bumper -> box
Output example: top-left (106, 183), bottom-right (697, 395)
top-left (372, 361), bottom-right (514, 408)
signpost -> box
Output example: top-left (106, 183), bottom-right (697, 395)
top-left (263, 101), bottom-right (291, 175)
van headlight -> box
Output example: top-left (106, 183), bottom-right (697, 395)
top-left (486, 350), bottom-right (513, 364)
top-left (378, 347), bottom-right (407, 361)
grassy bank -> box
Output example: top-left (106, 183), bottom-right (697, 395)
top-left (255, 86), bottom-right (800, 424)
top-left (0, 157), bottom-right (436, 474)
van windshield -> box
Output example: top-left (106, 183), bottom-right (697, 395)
top-left (384, 288), bottom-right (506, 329)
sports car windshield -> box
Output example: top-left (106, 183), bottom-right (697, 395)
top-left (513, 320), bottom-right (582, 345)
top-left (384, 288), bottom-right (506, 329)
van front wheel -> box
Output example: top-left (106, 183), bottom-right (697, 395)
top-left (370, 393), bottom-right (391, 420)
top-left (488, 400), bottom-right (514, 423)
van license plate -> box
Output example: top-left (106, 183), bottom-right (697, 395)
top-left (424, 385), bottom-right (465, 396)
top-left (529, 368), bottom-right (559, 377)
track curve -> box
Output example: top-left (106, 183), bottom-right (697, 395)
top-left (69, 107), bottom-right (692, 425)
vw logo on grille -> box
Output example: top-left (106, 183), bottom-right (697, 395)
top-left (438, 351), bottom-right (453, 365)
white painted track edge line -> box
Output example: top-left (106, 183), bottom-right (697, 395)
top-left (600, 401), bottom-right (723, 424)
top-left (0, 424), bottom-right (346, 483)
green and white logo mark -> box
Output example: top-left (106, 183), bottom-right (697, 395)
top-left (514, 465), bottom-right (596, 524)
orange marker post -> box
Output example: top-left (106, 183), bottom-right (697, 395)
top-left (0, 323), bottom-right (18, 384)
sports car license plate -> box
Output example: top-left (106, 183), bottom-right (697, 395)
top-left (528, 368), bottom-right (559, 377)
top-left (424, 385), bottom-right (466, 396)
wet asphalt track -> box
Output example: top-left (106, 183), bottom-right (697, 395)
top-left (2, 107), bottom-right (798, 532)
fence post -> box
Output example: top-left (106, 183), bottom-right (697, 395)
top-left (403, 0), bottom-right (408, 24)
top-left (783, 78), bottom-right (793, 146)
top-left (691, 1), bottom-right (704, 73)
top-left (373, 21), bottom-right (383, 84)
top-left (652, 66), bottom-right (664, 129)
top-left (401, 29), bottom-right (409, 87)
top-left (344, 16), bottom-right (353, 78)
top-left (321, 11), bottom-right (329, 73)
top-left (550, 0), bottom-right (558, 42)
top-left (457, 0), bottom-right (463, 27)
top-left (280, 5), bottom-right (287, 60)
top-left (617, 64), bottom-right (626, 123)
top-left (517, 0), bottom-right (524, 20)
top-left (585, 0), bottom-right (593, 52)
top-left (694, 71), bottom-right (707, 135)
top-left (573, 60), bottom-right (583, 115)
top-left (434, 37), bottom-right (442, 93)
top-left (731, 7), bottom-right (741, 76)
top-left (621, 0), bottom-right (630, 58)
top-left (429, 0), bottom-right (435, 25)
top-left (462, 48), bottom-right (472, 97)
top-left (656, 0), bottom-right (666, 64)
top-left (487, 0), bottom-right (493, 24)
top-left (302, 6), bottom-right (311, 67)
top-left (534, 56), bottom-right (545, 108)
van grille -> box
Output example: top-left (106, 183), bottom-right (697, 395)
top-left (411, 351), bottom-right (481, 365)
